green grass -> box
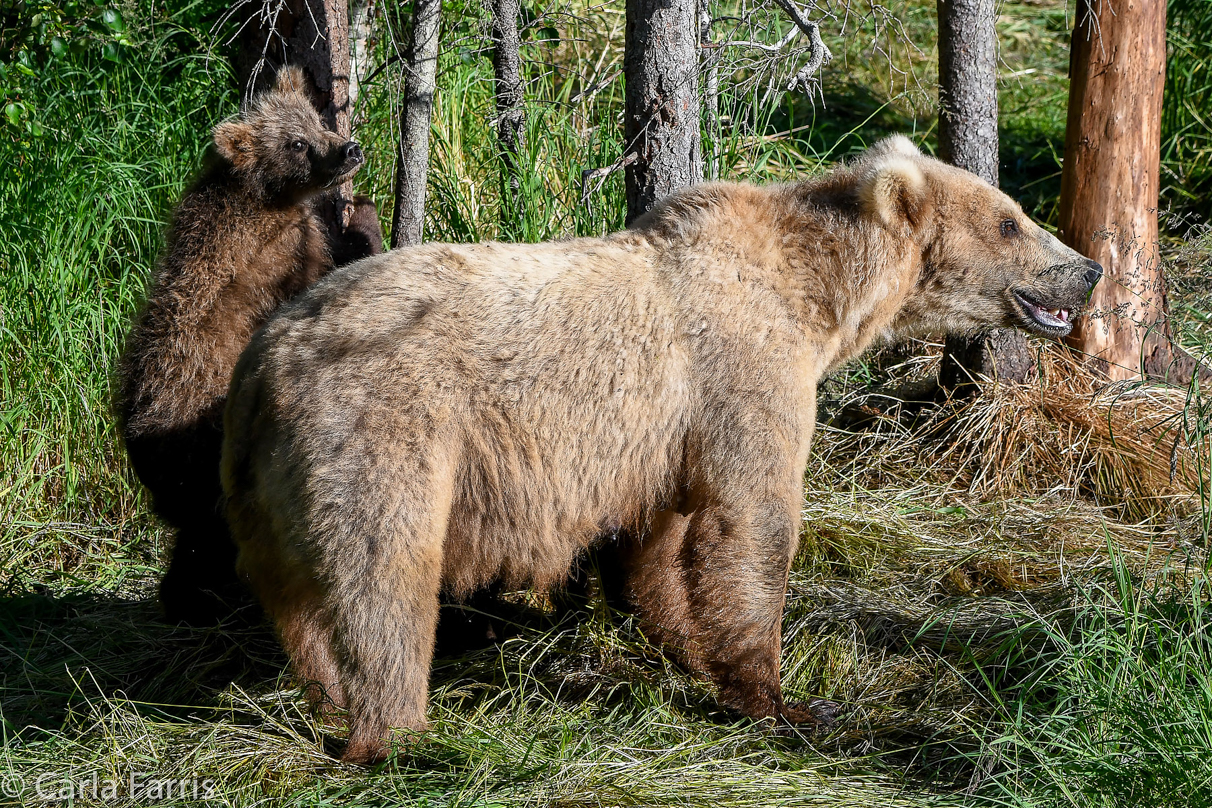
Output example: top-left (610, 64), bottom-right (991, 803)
top-left (968, 557), bottom-right (1212, 806)
top-left (1164, 0), bottom-right (1212, 225)
top-left (3, 0), bottom-right (1212, 805)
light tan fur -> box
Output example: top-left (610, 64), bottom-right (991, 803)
top-left (222, 137), bottom-right (1101, 763)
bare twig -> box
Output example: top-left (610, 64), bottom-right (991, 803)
top-left (768, 0), bottom-right (833, 90)
top-left (580, 152), bottom-right (637, 209)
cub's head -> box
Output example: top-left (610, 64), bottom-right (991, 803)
top-left (855, 136), bottom-right (1101, 339)
top-left (211, 67), bottom-right (364, 200)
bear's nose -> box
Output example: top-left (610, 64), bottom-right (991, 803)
top-left (1082, 261), bottom-right (1103, 290)
top-left (342, 141), bottom-right (363, 164)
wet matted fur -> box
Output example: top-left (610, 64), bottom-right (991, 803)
top-left (222, 136), bottom-right (1102, 763)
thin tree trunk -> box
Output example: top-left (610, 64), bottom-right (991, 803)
top-left (1058, 0), bottom-right (1187, 382)
top-left (937, 0), bottom-right (998, 182)
top-left (349, 0), bottom-right (379, 118)
top-left (490, 0), bottom-right (525, 228)
top-left (699, 0), bottom-right (719, 181)
top-left (623, 0), bottom-right (703, 222)
top-left (936, 0), bottom-right (1035, 386)
top-left (391, 0), bottom-right (442, 247)
top-left (233, 0), bottom-right (383, 264)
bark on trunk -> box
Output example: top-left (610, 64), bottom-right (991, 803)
top-left (349, 0), bottom-right (379, 117)
top-left (490, 0), bottom-right (526, 227)
top-left (1059, 0), bottom-right (1178, 382)
top-left (391, 0), bottom-right (442, 247)
top-left (699, 0), bottom-right (719, 181)
top-left (936, 0), bottom-right (1034, 385)
top-left (233, 0), bottom-right (383, 265)
top-left (937, 0), bottom-right (998, 182)
top-left (623, 0), bottom-right (703, 222)
top-left (233, 0), bottom-right (352, 132)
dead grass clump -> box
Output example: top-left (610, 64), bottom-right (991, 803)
top-left (938, 348), bottom-right (1211, 520)
top-left (824, 345), bottom-right (1212, 523)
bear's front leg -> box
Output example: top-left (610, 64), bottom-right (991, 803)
top-left (681, 499), bottom-right (798, 721)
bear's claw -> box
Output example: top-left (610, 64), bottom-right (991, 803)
top-left (781, 698), bottom-right (843, 728)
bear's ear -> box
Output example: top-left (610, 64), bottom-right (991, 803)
top-left (864, 134), bottom-right (920, 161)
top-left (213, 121), bottom-right (255, 169)
top-left (858, 156), bottom-right (930, 231)
top-left (274, 66), bottom-right (309, 95)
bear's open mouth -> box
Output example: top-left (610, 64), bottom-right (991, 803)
top-left (1013, 290), bottom-right (1074, 336)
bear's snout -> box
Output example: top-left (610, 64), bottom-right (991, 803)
top-left (319, 140), bottom-right (367, 187)
top-left (1082, 260), bottom-right (1103, 291)
top-left (1010, 259), bottom-right (1101, 338)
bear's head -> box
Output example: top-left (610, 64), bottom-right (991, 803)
top-left (211, 67), bottom-right (364, 201)
top-left (855, 136), bottom-right (1102, 339)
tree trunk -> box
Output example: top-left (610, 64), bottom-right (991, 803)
top-left (936, 0), bottom-right (1034, 386)
top-left (1058, 0), bottom-right (1182, 382)
top-left (233, 0), bottom-right (352, 132)
top-left (489, 0), bottom-right (525, 229)
top-left (391, 0), bottom-right (442, 247)
top-left (349, 0), bottom-right (379, 119)
top-left (937, 0), bottom-right (998, 182)
top-left (623, 0), bottom-right (703, 222)
top-left (233, 0), bottom-right (384, 265)
top-left (699, 0), bottom-right (719, 181)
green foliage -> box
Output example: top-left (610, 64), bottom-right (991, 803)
top-left (969, 560), bottom-right (1212, 807)
top-left (2, 0), bottom-right (142, 139)
top-left (0, 2), bottom-right (233, 579)
top-left (1164, 0), bottom-right (1212, 224)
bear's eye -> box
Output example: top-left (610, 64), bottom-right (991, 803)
top-left (289, 140), bottom-right (308, 153)
top-left (1000, 219), bottom-right (1019, 238)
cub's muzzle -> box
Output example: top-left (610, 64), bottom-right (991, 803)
top-left (322, 140), bottom-right (366, 187)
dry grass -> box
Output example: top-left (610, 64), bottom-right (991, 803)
top-left (822, 345), bottom-right (1212, 525)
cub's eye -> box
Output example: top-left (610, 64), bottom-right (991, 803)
top-left (1000, 219), bottom-right (1019, 238)
top-left (289, 140), bottom-right (308, 153)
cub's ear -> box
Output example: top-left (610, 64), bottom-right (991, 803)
top-left (274, 66), bottom-right (309, 95)
top-left (213, 121), bottom-right (255, 169)
top-left (858, 156), bottom-right (930, 230)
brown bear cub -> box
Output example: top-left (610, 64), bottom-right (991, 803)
top-left (222, 136), bottom-right (1102, 763)
top-left (117, 67), bottom-right (378, 626)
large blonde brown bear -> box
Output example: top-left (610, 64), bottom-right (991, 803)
top-left (222, 136), bottom-right (1101, 764)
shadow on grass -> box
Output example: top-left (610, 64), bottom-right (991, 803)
top-left (0, 587), bottom-right (286, 738)
top-left (0, 560), bottom-right (1062, 790)
top-left (0, 576), bottom-right (629, 745)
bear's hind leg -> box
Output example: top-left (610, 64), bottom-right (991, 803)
top-left (318, 468), bottom-right (454, 765)
top-left (329, 541), bottom-right (443, 765)
top-left (241, 551), bottom-right (346, 714)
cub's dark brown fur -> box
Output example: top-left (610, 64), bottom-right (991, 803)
top-left (223, 136), bottom-right (1101, 763)
top-left (117, 67), bottom-right (378, 625)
